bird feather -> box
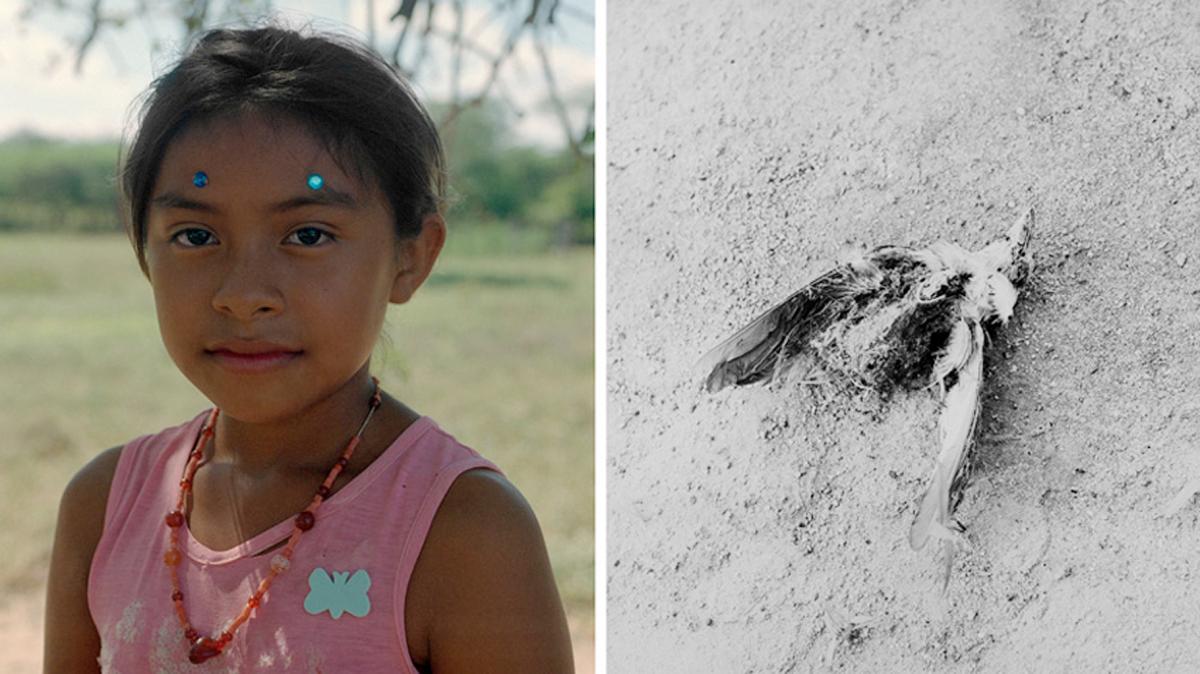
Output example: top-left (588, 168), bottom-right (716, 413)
top-left (701, 262), bottom-right (877, 392)
top-left (931, 319), bottom-right (972, 388)
top-left (985, 273), bottom-right (1019, 324)
top-left (701, 247), bottom-right (930, 392)
top-left (910, 320), bottom-right (984, 553)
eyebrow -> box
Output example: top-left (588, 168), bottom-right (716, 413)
top-left (149, 186), bottom-right (359, 214)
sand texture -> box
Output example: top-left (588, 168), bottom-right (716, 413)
top-left (608, 1), bottom-right (1200, 671)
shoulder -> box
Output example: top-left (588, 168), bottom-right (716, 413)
top-left (43, 445), bottom-right (124, 672)
top-left (436, 469), bottom-right (539, 541)
top-left (57, 444), bottom-right (125, 561)
top-left (61, 445), bottom-right (124, 531)
top-left (405, 469), bottom-right (574, 673)
top-left (426, 470), bottom-right (558, 596)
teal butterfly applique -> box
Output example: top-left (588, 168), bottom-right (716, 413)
top-left (303, 567), bottom-right (371, 619)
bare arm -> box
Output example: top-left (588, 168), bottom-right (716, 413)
top-left (406, 469), bottom-right (574, 674)
top-left (44, 446), bottom-right (123, 674)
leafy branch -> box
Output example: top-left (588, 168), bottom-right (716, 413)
top-left (19, 0), bottom-right (593, 157)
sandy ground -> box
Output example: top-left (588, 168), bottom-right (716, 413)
top-left (608, 1), bottom-right (1200, 672)
top-left (0, 594), bottom-right (42, 673)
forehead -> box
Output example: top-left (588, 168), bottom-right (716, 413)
top-left (154, 111), bottom-right (370, 205)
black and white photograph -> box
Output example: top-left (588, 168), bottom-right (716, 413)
top-left (608, 1), bottom-right (1200, 671)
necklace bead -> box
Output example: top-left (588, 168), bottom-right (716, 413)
top-left (294, 511), bottom-right (316, 531)
top-left (188, 638), bottom-right (222, 664)
top-left (164, 379), bottom-right (381, 664)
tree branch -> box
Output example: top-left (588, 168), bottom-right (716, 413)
top-left (532, 24), bottom-right (581, 158)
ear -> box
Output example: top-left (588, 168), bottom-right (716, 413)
top-left (389, 213), bottom-right (446, 304)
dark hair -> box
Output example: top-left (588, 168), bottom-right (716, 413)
top-left (119, 25), bottom-right (445, 273)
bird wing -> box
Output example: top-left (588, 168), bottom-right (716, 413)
top-left (701, 246), bottom-right (933, 393)
top-left (701, 254), bottom-right (889, 393)
top-left (909, 318), bottom-right (984, 554)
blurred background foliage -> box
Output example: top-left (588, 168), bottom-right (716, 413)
top-left (6, 0), bottom-right (595, 248)
top-left (438, 102), bottom-right (595, 246)
top-left (0, 100), bottom-right (594, 247)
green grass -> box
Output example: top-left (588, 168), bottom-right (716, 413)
top-left (0, 232), bottom-right (594, 627)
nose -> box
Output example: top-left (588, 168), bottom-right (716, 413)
top-left (211, 248), bottom-right (284, 321)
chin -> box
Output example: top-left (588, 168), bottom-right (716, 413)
top-left (186, 375), bottom-right (312, 424)
top-left (214, 401), bottom-right (302, 425)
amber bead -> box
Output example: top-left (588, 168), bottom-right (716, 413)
top-left (165, 511), bottom-right (184, 528)
top-left (188, 638), bottom-right (222, 664)
top-left (171, 590), bottom-right (184, 602)
top-left (248, 595), bottom-right (260, 608)
top-left (163, 549), bottom-right (182, 566)
top-left (295, 511), bottom-right (315, 531)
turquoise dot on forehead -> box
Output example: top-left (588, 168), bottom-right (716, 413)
top-left (306, 173), bottom-right (325, 190)
top-left (192, 171), bottom-right (208, 188)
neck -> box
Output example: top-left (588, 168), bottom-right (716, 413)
top-left (210, 368), bottom-right (379, 475)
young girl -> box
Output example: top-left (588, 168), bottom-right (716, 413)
top-left (43, 26), bottom-right (574, 673)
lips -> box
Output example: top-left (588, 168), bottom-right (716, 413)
top-left (206, 340), bottom-right (303, 374)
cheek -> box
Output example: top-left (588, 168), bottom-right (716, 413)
top-left (147, 256), bottom-right (209, 347)
top-left (151, 276), bottom-right (197, 354)
top-left (298, 260), bottom-right (392, 340)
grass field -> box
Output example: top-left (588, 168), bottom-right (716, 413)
top-left (0, 232), bottom-right (594, 640)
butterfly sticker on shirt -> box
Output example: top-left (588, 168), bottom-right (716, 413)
top-left (303, 567), bottom-right (371, 619)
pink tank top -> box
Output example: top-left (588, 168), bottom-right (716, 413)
top-left (88, 411), bottom-right (499, 673)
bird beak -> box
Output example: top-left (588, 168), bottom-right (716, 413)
top-left (1004, 208), bottom-right (1034, 286)
top-left (1006, 208), bottom-right (1033, 262)
top-left (978, 208), bottom-right (1035, 285)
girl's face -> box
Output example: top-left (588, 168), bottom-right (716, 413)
top-left (144, 112), bottom-right (433, 422)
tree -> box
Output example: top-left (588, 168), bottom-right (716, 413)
top-left (19, 0), bottom-right (593, 158)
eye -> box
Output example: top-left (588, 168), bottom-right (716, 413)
top-left (285, 226), bottom-right (335, 247)
top-left (171, 227), bottom-right (217, 248)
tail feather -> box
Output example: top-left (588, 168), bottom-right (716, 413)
top-left (909, 320), bottom-right (984, 552)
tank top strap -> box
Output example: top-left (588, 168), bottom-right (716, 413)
top-left (391, 454), bottom-right (501, 657)
top-left (102, 412), bottom-right (208, 528)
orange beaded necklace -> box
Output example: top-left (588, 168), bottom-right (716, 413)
top-left (163, 379), bottom-right (383, 664)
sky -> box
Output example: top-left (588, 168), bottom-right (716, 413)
top-left (0, 0), bottom-right (594, 147)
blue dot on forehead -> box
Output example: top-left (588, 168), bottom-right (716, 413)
top-left (306, 173), bottom-right (324, 190)
top-left (192, 171), bottom-right (208, 188)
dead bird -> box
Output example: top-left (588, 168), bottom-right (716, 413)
top-left (702, 210), bottom-right (1033, 585)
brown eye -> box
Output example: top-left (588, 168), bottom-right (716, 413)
top-left (286, 226), bottom-right (334, 247)
top-left (172, 228), bottom-right (216, 247)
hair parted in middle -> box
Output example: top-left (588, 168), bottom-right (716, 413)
top-left (119, 24), bottom-right (446, 274)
